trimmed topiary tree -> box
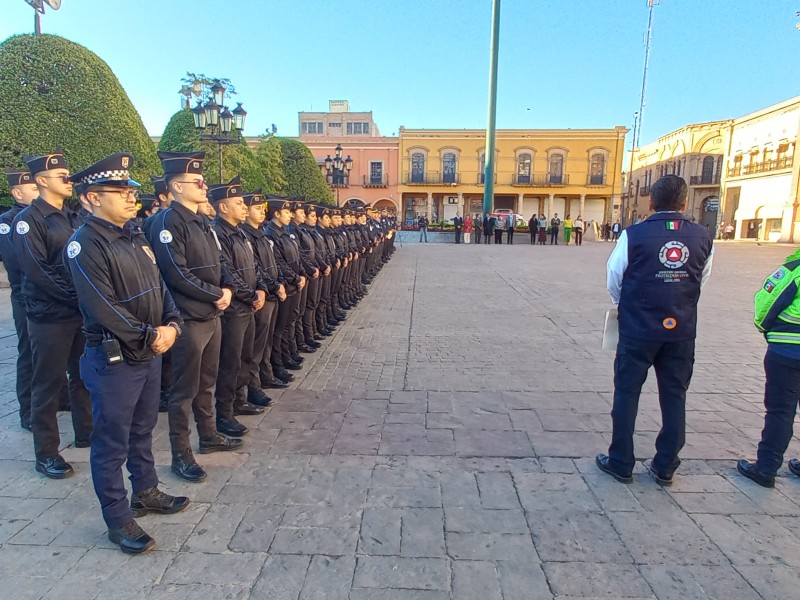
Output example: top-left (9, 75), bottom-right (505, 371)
top-left (0, 34), bottom-right (159, 206)
top-left (253, 135), bottom-right (288, 194)
top-left (279, 138), bottom-right (334, 204)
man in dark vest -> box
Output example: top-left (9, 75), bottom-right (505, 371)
top-left (596, 175), bottom-right (714, 486)
top-left (453, 212), bottom-right (463, 244)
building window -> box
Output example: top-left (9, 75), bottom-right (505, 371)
top-left (479, 153), bottom-right (485, 184)
top-left (411, 152), bottom-right (425, 183)
top-left (701, 156), bottom-right (715, 183)
top-left (301, 122), bottom-right (308, 133)
top-left (549, 153), bottom-right (564, 184)
top-left (305, 121), bottom-right (323, 134)
top-left (328, 122), bottom-right (341, 131)
top-left (589, 153), bottom-right (605, 184)
top-left (442, 152), bottom-right (457, 183)
top-left (346, 122), bottom-right (352, 134)
top-left (354, 123), bottom-right (363, 134)
top-left (370, 162), bottom-right (383, 184)
top-left (363, 123), bottom-right (370, 135)
top-left (517, 153), bottom-right (531, 184)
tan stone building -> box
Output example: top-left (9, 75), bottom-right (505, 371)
top-left (397, 127), bottom-right (628, 226)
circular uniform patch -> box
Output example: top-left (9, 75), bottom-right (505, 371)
top-left (159, 229), bottom-right (173, 244)
top-left (66, 241), bottom-right (81, 258)
top-left (662, 317), bottom-right (678, 330)
top-left (0, 223), bottom-right (10, 235)
top-left (15, 221), bottom-right (30, 235)
top-left (658, 241), bottom-right (689, 269)
top-left (772, 268), bottom-right (786, 280)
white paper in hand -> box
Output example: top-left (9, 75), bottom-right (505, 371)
top-left (602, 308), bottom-right (619, 351)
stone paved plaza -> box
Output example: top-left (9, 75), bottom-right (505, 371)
top-left (1, 238), bottom-right (800, 599)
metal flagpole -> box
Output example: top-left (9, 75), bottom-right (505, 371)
top-left (482, 0), bottom-right (501, 217)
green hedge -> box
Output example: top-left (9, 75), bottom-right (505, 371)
top-left (279, 138), bottom-right (334, 205)
top-left (0, 34), bottom-right (159, 206)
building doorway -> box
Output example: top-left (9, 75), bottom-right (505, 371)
top-left (700, 196), bottom-right (719, 237)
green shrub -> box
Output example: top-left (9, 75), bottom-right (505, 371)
top-left (279, 138), bottom-right (334, 204)
top-left (0, 34), bottom-right (159, 206)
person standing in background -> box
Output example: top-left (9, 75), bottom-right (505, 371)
top-left (528, 214), bottom-right (538, 245)
top-left (474, 213), bottom-right (482, 244)
top-left (506, 213), bottom-right (515, 244)
top-left (550, 213), bottom-right (561, 245)
top-left (453, 212), bottom-right (463, 244)
top-left (463, 214), bottom-right (472, 244)
top-left (483, 214), bottom-right (493, 244)
top-left (563, 215), bottom-right (573, 244)
top-left (573, 215), bottom-right (584, 246)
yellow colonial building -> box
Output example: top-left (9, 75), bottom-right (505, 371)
top-left (397, 127), bottom-right (628, 226)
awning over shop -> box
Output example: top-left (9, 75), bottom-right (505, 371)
top-left (734, 205), bottom-right (787, 221)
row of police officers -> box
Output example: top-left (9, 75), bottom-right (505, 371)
top-left (0, 149), bottom-right (396, 554)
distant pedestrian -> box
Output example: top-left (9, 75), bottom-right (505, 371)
top-left (494, 215), bottom-right (504, 244)
top-left (563, 215), bottom-right (573, 244)
top-left (453, 212), bottom-right (463, 244)
top-left (738, 247), bottom-right (800, 488)
top-left (549, 213), bottom-right (561, 245)
top-left (506, 213), bottom-right (515, 244)
top-left (463, 214), bottom-right (472, 244)
top-left (725, 223), bottom-right (734, 240)
top-left (537, 214), bottom-right (547, 245)
top-left (483, 214), bottom-right (492, 244)
top-left (418, 214), bottom-right (428, 242)
top-left (611, 220), bottom-right (621, 242)
top-left (474, 213), bottom-right (482, 244)
top-left (573, 215), bottom-right (584, 246)
top-left (528, 214), bottom-right (538, 245)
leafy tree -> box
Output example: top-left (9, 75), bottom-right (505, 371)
top-left (253, 136), bottom-right (287, 194)
top-left (0, 34), bottom-right (159, 206)
top-left (279, 138), bottom-right (334, 204)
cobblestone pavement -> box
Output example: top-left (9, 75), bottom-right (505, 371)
top-left (1, 240), bottom-right (800, 599)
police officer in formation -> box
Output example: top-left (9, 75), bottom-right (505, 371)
top-left (65, 152), bottom-right (189, 554)
top-left (0, 168), bottom-right (39, 432)
top-left (1, 147), bottom-right (396, 555)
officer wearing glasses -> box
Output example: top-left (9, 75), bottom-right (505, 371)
top-left (65, 152), bottom-right (189, 554)
top-left (13, 149), bottom-right (93, 479)
top-left (146, 151), bottom-right (241, 483)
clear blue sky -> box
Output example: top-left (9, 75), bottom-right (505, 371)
top-left (2, 0), bottom-right (799, 144)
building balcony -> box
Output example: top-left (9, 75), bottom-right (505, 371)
top-left (586, 174), bottom-right (607, 186)
top-left (402, 172), bottom-right (460, 185)
top-left (689, 175), bottom-right (721, 185)
top-left (363, 175), bottom-right (388, 188)
top-left (728, 157), bottom-right (793, 178)
top-left (509, 173), bottom-right (570, 186)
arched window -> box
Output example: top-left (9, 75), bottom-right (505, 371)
top-left (589, 153), bottom-right (605, 184)
top-left (442, 152), bottom-right (457, 184)
top-left (701, 156), bottom-right (715, 184)
top-left (411, 152), bottom-right (425, 183)
top-left (517, 153), bottom-right (532, 184)
top-left (549, 153), bottom-right (564, 184)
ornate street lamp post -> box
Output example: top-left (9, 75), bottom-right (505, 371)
top-left (191, 80), bottom-right (247, 183)
top-left (321, 144), bottom-right (353, 207)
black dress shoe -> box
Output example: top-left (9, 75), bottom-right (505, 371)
top-left (36, 455), bottom-right (74, 479)
top-left (292, 353), bottom-right (305, 363)
top-left (108, 520), bottom-right (155, 555)
top-left (263, 378), bottom-right (289, 389)
top-left (646, 461), bottom-right (673, 486)
top-left (737, 459), bottom-right (775, 488)
top-left (234, 401), bottom-right (266, 416)
top-left (247, 388), bottom-right (273, 406)
top-left (171, 450), bottom-right (207, 482)
top-left (217, 416), bottom-right (248, 437)
top-left (595, 454), bottom-right (632, 484)
top-left (284, 360), bottom-right (303, 371)
top-left (313, 334), bottom-right (324, 341)
top-left (318, 329), bottom-right (333, 337)
top-left (272, 368), bottom-right (294, 382)
top-left (20, 415), bottom-right (32, 432)
top-left (304, 339), bottom-right (321, 349)
top-left (73, 439), bottom-right (90, 449)
top-left (298, 344), bottom-right (317, 353)
top-left (789, 458), bottom-right (800, 477)
top-left (130, 487), bottom-right (190, 518)
top-left (198, 432), bottom-right (244, 454)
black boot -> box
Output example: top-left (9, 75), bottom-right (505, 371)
top-left (737, 459), bottom-right (775, 488)
top-left (247, 387), bottom-right (273, 407)
top-left (217, 416), bottom-right (248, 437)
top-left (271, 366), bottom-right (294, 383)
top-left (130, 487), bottom-right (190, 518)
top-left (234, 401), bottom-right (265, 416)
top-left (35, 455), bottom-right (74, 479)
top-left (199, 432), bottom-right (244, 454)
top-left (108, 520), bottom-right (155, 555)
top-left (171, 449), bottom-right (207, 482)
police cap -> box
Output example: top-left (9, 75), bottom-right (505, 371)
top-left (5, 168), bottom-right (33, 188)
top-left (158, 151), bottom-right (205, 176)
top-left (207, 176), bottom-right (243, 204)
top-left (70, 152), bottom-right (141, 189)
top-left (23, 148), bottom-right (68, 176)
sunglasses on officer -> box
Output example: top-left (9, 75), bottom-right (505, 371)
top-left (173, 178), bottom-right (208, 189)
top-left (39, 174), bottom-right (72, 184)
top-left (91, 188), bottom-right (139, 200)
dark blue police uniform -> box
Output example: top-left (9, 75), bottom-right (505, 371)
top-left (607, 212), bottom-right (713, 478)
top-left (65, 154), bottom-right (185, 536)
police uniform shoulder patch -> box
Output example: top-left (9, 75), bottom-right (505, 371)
top-left (15, 221), bottom-right (30, 235)
top-left (159, 229), bottom-right (173, 244)
top-left (289, 233), bottom-right (296, 240)
top-left (772, 268), bottom-right (786, 280)
top-left (0, 223), bottom-right (10, 235)
top-left (66, 241), bottom-right (81, 259)
top-left (268, 239), bottom-right (274, 247)
top-left (764, 280), bottom-right (776, 293)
